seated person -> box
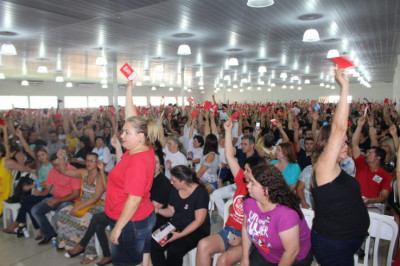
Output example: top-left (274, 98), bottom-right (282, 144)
top-left (197, 120), bottom-right (266, 266)
top-left (31, 154), bottom-right (81, 245)
top-left (56, 150), bottom-right (105, 263)
top-left (151, 165), bottom-right (210, 266)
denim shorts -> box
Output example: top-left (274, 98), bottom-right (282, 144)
top-left (217, 226), bottom-right (242, 250)
top-left (206, 181), bottom-right (219, 190)
top-left (108, 212), bottom-right (156, 266)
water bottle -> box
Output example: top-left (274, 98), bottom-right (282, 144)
top-left (98, 147), bottom-right (103, 161)
top-left (51, 236), bottom-right (57, 247)
top-left (35, 179), bottom-right (42, 192)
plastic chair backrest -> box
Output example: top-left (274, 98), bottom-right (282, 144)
top-left (301, 208), bottom-right (314, 229)
top-left (354, 211), bottom-right (398, 266)
top-left (223, 199), bottom-right (233, 225)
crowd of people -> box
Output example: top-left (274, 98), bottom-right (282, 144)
top-left (0, 67), bottom-right (399, 266)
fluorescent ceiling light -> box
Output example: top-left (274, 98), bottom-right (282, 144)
top-left (155, 65), bottom-right (164, 72)
top-left (267, 88), bottom-right (271, 92)
top-left (100, 79), bottom-right (107, 84)
top-left (37, 66), bottom-right (48, 73)
top-left (55, 76), bottom-right (64, 82)
top-left (289, 85), bottom-right (294, 89)
top-left (143, 75), bottom-right (150, 81)
top-left (199, 86), bottom-right (204, 90)
top-left (0, 73), bottom-right (5, 79)
top-left (169, 87), bottom-right (174, 91)
top-left (303, 29), bottom-right (320, 42)
top-left (198, 81), bottom-right (204, 86)
top-left (320, 82), bottom-right (325, 87)
top-left (66, 82), bottom-right (73, 88)
top-left (177, 44), bottom-right (191, 55)
top-left (195, 70), bottom-right (203, 77)
top-left (280, 72), bottom-right (287, 79)
top-left (304, 79), bottom-right (310, 84)
top-left (0, 43), bottom-right (17, 55)
top-left (240, 89), bottom-right (244, 92)
top-left (102, 84), bottom-right (108, 89)
top-left (282, 85), bottom-right (287, 89)
top-left (159, 82), bottom-right (165, 87)
top-left (188, 89), bottom-right (192, 92)
top-left (136, 82), bottom-right (142, 86)
top-left (21, 80), bottom-right (29, 86)
top-left (257, 87), bottom-right (261, 91)
top-left (298, 87), bottom-right (302, 90)
top-left (247, 0), bottom-right (274, 8)
top-left (247, 86), bottom-right (252, 90)
top-left (151, 86), bottom-right (156, 91)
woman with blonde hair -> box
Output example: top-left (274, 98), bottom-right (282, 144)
top-left (105, 80), bottom-right (159, 266)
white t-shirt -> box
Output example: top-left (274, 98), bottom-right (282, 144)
top-left (219, 111), bottom-right (230, 121)
top-left (163, 146), bottom-right (188, 179)
top-left (218, 146), bottom-right (227, 167)
top-left (92, 146), bottom-right (114, 173)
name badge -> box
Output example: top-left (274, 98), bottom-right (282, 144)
top-left (372, 175), bottom-right (382, 184)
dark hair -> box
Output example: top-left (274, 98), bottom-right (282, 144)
top-left (49, 130), bottom-right (58, 136)
top-left (304, 137), bottom-right (314, 142)
top-left (242, 135), bottom-right (255, 145)
top-left (314, 124), bottom-right (331, 160)
top-left (86, 152), bottom-right (99, 159)
top-left (170, 165), bottom-right (201, 186)
top-left (244, 156), bottom-right (266, 172)
top-left (193, 135), bottom-right (205, 147)
top-left (50, 153), bottom-right (58, 162)
top-left (370, 146), bottom-right (386, 166)
top-left (79, 136), bottom-right (92, 149)
top-left (243, 126), bottom-right (254, 134)
top-left (203, 134), bottom-right (219, 156)
top-left (263, 134), bottom-right (275, 148)
top-left (95, 135), bottom-right (105, 142)
top-left (252, 163), bottom-right (303, 219)
top-left (278, 142), bottom-right (296, 163)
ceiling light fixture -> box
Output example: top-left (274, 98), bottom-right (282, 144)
top-left (195, 70), bottom-right (203, 77)
top-left (289, 85), bottom-right (294, 89)
top-left (96, 48), bottom-right (107, 66)
top-left (155, 65), bottom-right (164, 72)
top-left (143, 75), bottom-right (150, 81)
top-left (326, 49), bottom-right (340, 58)
top-left (21, 80), bottom-right (29, 86)
top-left (282, 85), bottom-right (287, 89)
top-left (320, 82), bottom-right (325, 87)
top-left (302, 29), bottom-right (320, 42)
top-left (151, 86), bottom-right (156, 91)
top-left (169, 87), bottom-right (174, 91)
top-left (100, 79), bottom-right (107, 84)
top-left (102, 84), bottom-right (108, 89)
top-left (0, 43), bottom-right (17, 55)
top-left (159, 82), bottom-right (165, 87)
top-left (199, 86), bottom-right (204, 90)
top-left (280, 72), bottom-right (287, 79)
top-left (136, 82), bottom-right (142, 86)
top-left (257, 87), bottom-right (261, 91)
top-left (0, 73), bottom-right (5, 79)
top-left (55, 76), bottom-right (64, 82)
top-left (233, 84), bottom-right (238, 89)
top-left (228, 57), bottom-right (239, 66)
top-left (177, 44), bottom-right (191, 55)
top-left (198, 80), bottom-right (204, 86)
top-left (37, 66), bottom-right (48, 73)
top-left (247, 86), bottom-right (252, 91)
top-left (247, 0), bottom-right (274, 8)
top-left (240, 89), bottom-right (244, 92)
top-left (258, 65), bottom-right (267, 73)
top-left (304, 79), bottom-right (310, 84)
top-left (66, 82), bottom-right (73, 88)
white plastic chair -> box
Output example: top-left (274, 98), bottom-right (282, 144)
top-left (354, 211), bottom-right (398, 266)
top-left (301, 208), bottom-right (314, 229)
top-left (212, 199), bottom-right (234, 266)
top-left (2, 201), bottom-right (21, 229)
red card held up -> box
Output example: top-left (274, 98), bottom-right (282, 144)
top-left (187, 97), bottom-right (194, 103)
top-left (270, 119), bottom-right (279, 126)
top-left (203, 101), bottom-right (212, 110)
top-left (331, 56), bottom-right (355, 69)
top-left (120, 63), bottom-right (137, 80)
top-left (190, 110), bottom-right (199, 118)
top-left (261, 106), bottom-right (268, 113)
top-left (384, 98), bottom-right (390, 104)
top-left (231, 111), bottom-right (242, 121)
top-left (211, 104), bottom-right (219, 112)
top-left (0, 118), bottom-right (5, 126)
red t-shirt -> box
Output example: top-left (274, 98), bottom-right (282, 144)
top-left (354, 155), bottom-right (392, 198)
top-left (105, 148), bottom-right (155, 221)
top-left (46, 164), bottom-right (80, 199)
top-left (225, 168), bottom-right (248, 230)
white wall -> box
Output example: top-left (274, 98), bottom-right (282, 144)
top-left (0, 79), bottom-right (202, 107)
top-left (205, 82), bottom-right (393, 104)
top-left (393, 55), bottom-right (400, 105)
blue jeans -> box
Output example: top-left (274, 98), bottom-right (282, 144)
top-left (217, 226), bottom-right (242, 250)
top-left (311, 230), bottom-right (364, 266)
top-left (108, 212), bottom-right (156, 266)
top-left (31, 198), bottom-right (73, 238)
top-left (16, 194), bottom-right (51, 229)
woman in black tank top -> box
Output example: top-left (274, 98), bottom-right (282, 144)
top-left (311, 68), bottom-right (369, 266)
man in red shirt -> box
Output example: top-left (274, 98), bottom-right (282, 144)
top-left (352, 117), bottom-right (391, 212)
top-left (32, 154), bottom-right (80, 245)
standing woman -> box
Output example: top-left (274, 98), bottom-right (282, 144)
top-left (311, 68), bottom-right (369, 265)
top-left (105, 80), bottom-right (158, 266)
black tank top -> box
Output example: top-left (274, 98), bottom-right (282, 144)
top-left (311, 169), bottom-right (370, 240)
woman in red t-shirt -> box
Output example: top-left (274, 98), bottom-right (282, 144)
top-left (105, 80), bottom-right (159, 266)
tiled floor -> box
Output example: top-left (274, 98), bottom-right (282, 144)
top-left (0, 211), bottom-right (394, 266)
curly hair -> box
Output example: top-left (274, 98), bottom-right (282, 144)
top-left (251, 163), bottom-right (303, 219)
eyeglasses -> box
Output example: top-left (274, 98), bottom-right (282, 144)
top-left (86, 159), bottom-right (97, 162)
top-left (96, 140), bottom-right (104, 143)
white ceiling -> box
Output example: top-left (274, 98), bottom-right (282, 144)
top-left (0, 0), bottom-right (399, 92)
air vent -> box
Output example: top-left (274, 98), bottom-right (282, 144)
top-left (77, 82), bottom-right (98, 88)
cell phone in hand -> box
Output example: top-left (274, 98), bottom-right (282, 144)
top-left (256, 122), bottom-right (260, 130)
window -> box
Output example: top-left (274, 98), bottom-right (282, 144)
top-left (88, 96), bottom-right (109, 108)
top-left (150, 96), bottom-right (162, 106)
top-left (64, 96), bottom-right (88, 108)
top-left (117, 96), bottom-right (147, 106)
top-left (164, 97), bottom-right (177, 105)
top-left (30, 96), bottom-right (58, 109)
top-left (177, 96), bottom-right (190, 106)
top-left (0, 96), bottom-right (29, 109)
top-left (324, 95), bottom-right (353, 104)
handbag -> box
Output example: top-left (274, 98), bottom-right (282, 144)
top-left (73, 171), bottom-right (104, 217)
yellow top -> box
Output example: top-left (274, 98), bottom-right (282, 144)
top-left (0, 157), bottom-right (13, 215)
top-left (66, 133), bottom-right (79, 154)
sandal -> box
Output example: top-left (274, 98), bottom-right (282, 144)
top-left (81, 256), bottom-right (97, 265)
